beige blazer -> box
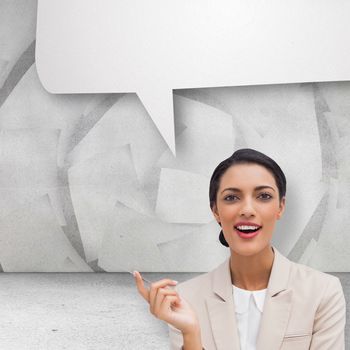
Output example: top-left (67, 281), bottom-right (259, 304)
top-left (168, 246), bottom-right (346, 350)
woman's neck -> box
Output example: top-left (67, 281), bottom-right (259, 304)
top-left (229, 245), bottom-right (275, 291)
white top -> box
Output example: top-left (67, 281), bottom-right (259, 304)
top-left (232, 285), bottom-right (267, 350)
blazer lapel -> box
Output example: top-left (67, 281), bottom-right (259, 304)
top-left (256, 246), bottom-right (293, 350)
top-left (206, 246), bottom-right (293, 350)
top-left (205, 258), bottom-right (241, 350)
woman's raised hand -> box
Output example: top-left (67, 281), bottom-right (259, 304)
top-left (133, 271), bottom-right (200, 335)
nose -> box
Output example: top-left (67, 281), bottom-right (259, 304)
top-left (239, 197), bottom-right (256, 217)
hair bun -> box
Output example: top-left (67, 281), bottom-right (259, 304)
top-left (219, 230), bottom-right (229, 247)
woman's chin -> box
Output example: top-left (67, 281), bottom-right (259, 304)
top-left (229, 240), bottom-right (267, 256)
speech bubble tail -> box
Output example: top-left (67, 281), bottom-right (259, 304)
top-left (137, 89), bottom-right (176, 156)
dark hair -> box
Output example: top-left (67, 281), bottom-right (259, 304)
top-left (209, 148), bottom-right (287, 247)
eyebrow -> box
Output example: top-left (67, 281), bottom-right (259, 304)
top-left (221, 186), bottom-right (276, 194)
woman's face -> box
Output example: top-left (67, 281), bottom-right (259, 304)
top-left (212, 163), bottom-right (285, 256)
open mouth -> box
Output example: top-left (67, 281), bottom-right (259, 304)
top-left (234, 225), bottom-right (262, 234)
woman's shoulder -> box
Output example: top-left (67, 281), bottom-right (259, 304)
top-left (290, 258), bottom-right (339, 281)
top-left (175, 259), bottom-right (228, 300)
top-left (288, 258), bottom-right (343, 296)
top-left (175, 270), bottom-right (212, 298)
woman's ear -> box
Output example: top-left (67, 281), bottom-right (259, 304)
top-left (211, 203), bottom-right (221, 224)
top-left (277, 196), bottom-right (286, 220)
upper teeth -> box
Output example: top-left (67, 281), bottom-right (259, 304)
top-left (236, 225), bottom-right (260, 230)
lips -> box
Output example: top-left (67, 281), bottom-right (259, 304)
top-left (234, 221), bottom-right (262, 228)
top-left (234, 226), bottom-right (262, 239)
top-left (234, 221), bottom-right (262, 238)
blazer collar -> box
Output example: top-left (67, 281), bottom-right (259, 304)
top-left (211, 245), bottom-right (291, 300)
top-left (206, 245), bottom-right (293, 350)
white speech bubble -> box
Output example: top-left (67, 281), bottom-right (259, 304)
top-left (36, 0), bottom-right (350, 154)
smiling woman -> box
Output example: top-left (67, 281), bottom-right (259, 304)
top-left (134, 148), bottom-right (346, 350)
top-left (209, 151), bottom-right (286, 263)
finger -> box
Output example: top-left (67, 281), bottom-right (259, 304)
top-left (152, 288), bottom-right (180, 316)
top-left (158, 295), bottom-right (180, 321)
top-left (133, 271), bottom-right (150, 302)
top-left (149, 278), bottom-right (178, 311)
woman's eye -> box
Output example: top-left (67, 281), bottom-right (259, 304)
top-left (259, 192), bottom-right (272, 200)
top-left (224, 193), bottom-right (272, 201)
top-left (224, 195), bottom-right (238, 201)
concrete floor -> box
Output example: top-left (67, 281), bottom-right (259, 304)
top-left (0, 272), bottom-right (349, 350)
